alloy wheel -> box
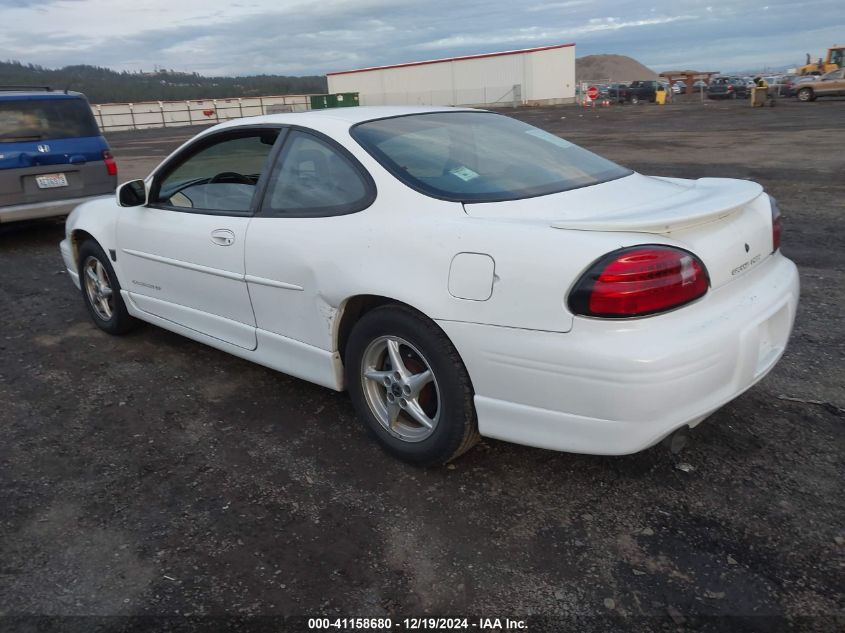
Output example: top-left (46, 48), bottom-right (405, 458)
top-left (83, 256), bottom-right (114, 321)
top-left (360, 335), bottom-right (441, 443)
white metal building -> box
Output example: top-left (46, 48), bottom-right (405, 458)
top-left (326, 43), bottom-right (576, 108)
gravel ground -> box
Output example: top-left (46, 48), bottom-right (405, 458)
top-left (1, 98), bottom-right (843, 633)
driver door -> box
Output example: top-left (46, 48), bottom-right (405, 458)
top-left (117, 127), bottom-right (281, 350)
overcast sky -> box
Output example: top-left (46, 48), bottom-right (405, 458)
top-left (0, 0), bottom-right (841, 76)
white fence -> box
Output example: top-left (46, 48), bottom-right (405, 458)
top-left (359, 85), bottom-right (523, 108)
top-left (91, 94), bottom-right (317, 132)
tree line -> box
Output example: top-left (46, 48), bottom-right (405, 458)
top-left (0, 61), bottom-right (329, 103)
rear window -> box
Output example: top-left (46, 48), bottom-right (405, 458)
top-left (0, 98), bottom-right (100, 143)
top-left (351, 111), bottom-right (631, 203)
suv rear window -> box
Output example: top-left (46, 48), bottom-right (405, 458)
top-left (0, 98), bottom-right (100, 143)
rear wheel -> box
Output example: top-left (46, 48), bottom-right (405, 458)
top-left (797, 88), bottom-right (814, 102)
top-left (78, 240), bottom-right (138, 335)
top-left (345, 305), bottom-right (479, 465)
top-left (631, 95), bottom-right (641, 105)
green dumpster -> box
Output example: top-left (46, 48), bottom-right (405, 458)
top-left (310, 95), bottom-right (330, 110)
top-left (310, 93), bottom-right (359, 109)
top-left (334, 92), bottom-right (360, 107)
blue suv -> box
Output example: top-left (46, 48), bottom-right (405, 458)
top-left (0, 86), bottom-right (117, 223)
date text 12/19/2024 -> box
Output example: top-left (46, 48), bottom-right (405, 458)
top-left (307, 618), bottom-right (528, 631)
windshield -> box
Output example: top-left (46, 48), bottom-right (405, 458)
top-left (351, 112), bottom-right (632, 202)
top-left (0, 98), bottom-right (100, 143)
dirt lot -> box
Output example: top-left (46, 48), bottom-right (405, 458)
top-left (1, 99), bottom-right (843, 632)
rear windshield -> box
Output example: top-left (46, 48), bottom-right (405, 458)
top-left (351, 112), bottom-right (631, 202)
top-left (0, 98), bottom-right (100, 143)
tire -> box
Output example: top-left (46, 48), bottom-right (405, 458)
top-left (345, 305), bottom-right (479, 465)
top-left (630, 95), bottom-right (640, 105)
top-left (797, 88), bottom-right (814, 102)
top-left (78, 240), bottom-right (139, 335)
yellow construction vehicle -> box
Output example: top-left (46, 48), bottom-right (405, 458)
top-left (797, 46), bottom-right (845, 75)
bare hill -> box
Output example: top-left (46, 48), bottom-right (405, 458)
top-left (576, 54), bottom-right (658, 83)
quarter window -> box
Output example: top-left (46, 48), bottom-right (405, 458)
top-left (154, 130), bottom-right (278, 213)
top-left (263, 131), bottom-right (372, 216)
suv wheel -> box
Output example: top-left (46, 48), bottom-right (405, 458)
top-left (797, 88), bottom-right (814, 102)
top-left (630, 95), bottom-right (640, 105)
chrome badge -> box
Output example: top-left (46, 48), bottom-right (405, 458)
top-left (37, 144), bottom-right (51, 153)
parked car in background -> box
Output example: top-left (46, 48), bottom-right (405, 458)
top-left (794, 68), bottom-right (845, 101)
top-left (707, 77), bottom-right (750, 99)
top-left (0, 87), bottom-right (116, 223)
top-left (786, 75), bottom-right (820, 97)
top-left (607, 82), bottom-right (632, 103)
top-left (59, 106), bottom-right (798, 465)
top-left (767, 75), bottom-right (793, 96)
top-left (672, 81), bottom-right (687, 94)
top-left (627, 80), bottom-right (660, 104)
top-left (693, 80), bottom-right (708, 90)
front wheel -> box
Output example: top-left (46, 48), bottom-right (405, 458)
top-left (78, 240), bottom-right (138, 335)
top-left (630, 95), bottom-right (640, 105)
top-left (797, 88), bottom-right (814, 102)
top-left (345, 305), bottom-right (479, 465)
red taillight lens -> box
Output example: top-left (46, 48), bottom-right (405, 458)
top-left (770, 197), bottom-right (781, 252)
top-left (103, 150), bottom-right (118, 176)
top-left (569, 246), bottom-right (710, 318)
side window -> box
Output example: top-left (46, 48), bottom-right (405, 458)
top-left (154, 130), bottom-right (278, 214)
top-left (263, 131), bottom-right (373, 216)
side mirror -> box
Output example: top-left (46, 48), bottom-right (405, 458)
top-left (117, 179), bottom-right (148, 207)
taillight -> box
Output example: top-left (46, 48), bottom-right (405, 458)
top-left (770, 197), bottom-right (782, 252)
top-left (103, 150), bottom-right (118, 176)
top-left (568, 246), bottom-right (710, 318)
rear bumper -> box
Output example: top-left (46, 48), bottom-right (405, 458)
top-left (0, 194), bottom-right (111, 223)
top-left (437, 253), bottom-right (800, 455)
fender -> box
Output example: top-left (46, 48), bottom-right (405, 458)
top-left (65, 196), bottom-right (123, 278)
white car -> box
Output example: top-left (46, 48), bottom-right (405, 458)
top-left (59, 106), bottom-right (799, 465)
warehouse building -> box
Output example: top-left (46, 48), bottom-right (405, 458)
top-left (326, 43), bottom-right (576, 108)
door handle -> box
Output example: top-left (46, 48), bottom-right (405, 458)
top-left (210, 229), bottom-right (235, 246)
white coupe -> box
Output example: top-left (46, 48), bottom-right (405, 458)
top-left (60, 106), bottom-right (799, 464)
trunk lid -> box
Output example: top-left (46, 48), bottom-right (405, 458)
top-left (463, 173), bottom-right (775, 290)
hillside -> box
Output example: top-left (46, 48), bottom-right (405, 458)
top-left (0, 61), bottom-right (328, 104)
top-left (576, 54), bottom-right (658, 83)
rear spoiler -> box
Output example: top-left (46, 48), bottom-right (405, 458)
top-left (550, 178), bottom-right (764, 234)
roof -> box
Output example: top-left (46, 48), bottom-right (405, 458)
top-left (211, 105), bottom-right (477, 130)
top-left (327, 43), bottom-right (575, 77)
top-left (0, 89), bottom-right (86, 101)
